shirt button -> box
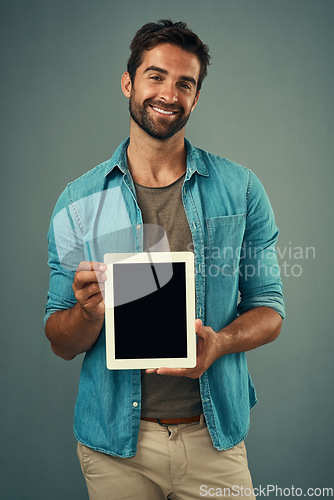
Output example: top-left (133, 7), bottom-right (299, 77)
top-left (133, 401), bottom-right (138, 408)
top-left (136, 224), bottom-right (141, 230)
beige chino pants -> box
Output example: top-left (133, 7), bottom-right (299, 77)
top-left (77, 417), bottom-right (255, 500)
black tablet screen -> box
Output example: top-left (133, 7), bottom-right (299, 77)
top-left (113, 262), bottom-right (187, 359)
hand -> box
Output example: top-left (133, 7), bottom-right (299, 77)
top-left (72, 261), bottom-right (107, 321)
top-left (146, 319), bottom-right (219, 379)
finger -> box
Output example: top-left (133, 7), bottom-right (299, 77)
top-left (75, 282), bottom-right (104, 302)
top-left (83, 291), bottom-right (104, 308)
top-left (75, 270), bottom-right (107, 283)
top-left (195, 320), bottom-right (215, 343)
top-left (195, 318), bottom-right (203, 332)
top-left (74, 270), bottom-right (107, 289)
top-left (156, 366), bottom-right (202, 379)
top-left (101, 285), bottom-right (106, 301)
top-left (156, 367), bottom-right (189, 377)
top-left (195, 318), bottom-right (210, 339)
top-left (80, 292), bottom-right (105, 315)
top-left (77, 261), bottom-right (107, 272)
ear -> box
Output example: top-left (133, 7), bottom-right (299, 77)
top-left (121, 71), bottom-right (132, 98)
top-left (191, 90), bottom-right (200, 112)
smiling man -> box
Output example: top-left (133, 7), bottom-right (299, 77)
top-left (127, 45), bottom-right (199, 141)
top-left (45, 20), bottom-right (285, 500)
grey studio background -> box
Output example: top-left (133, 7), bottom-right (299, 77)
top-left (1, 0), bottom-right (333, 499)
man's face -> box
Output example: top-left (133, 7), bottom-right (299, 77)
top-left (126, 43), bottom-right (201, 140)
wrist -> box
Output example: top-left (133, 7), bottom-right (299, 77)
top-left (215, 329), bottom-right (236, 358)
top-left (75, 302), bottom-right (104, 326)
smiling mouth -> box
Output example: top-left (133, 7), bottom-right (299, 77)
top-left (149, 105), bottom-right (178, 116)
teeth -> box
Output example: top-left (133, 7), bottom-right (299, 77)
top-left (152, 106), bottom-right (175, 115)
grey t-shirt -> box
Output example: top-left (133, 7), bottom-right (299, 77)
top-left (135, 174), bottom-right (202, 418)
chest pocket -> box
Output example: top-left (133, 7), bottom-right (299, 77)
top-left (205, 214), bottom-right (246, 276)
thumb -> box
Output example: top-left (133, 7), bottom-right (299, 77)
top-left (195, 318), bottom-right (204, 337)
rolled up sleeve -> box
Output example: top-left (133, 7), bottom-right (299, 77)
top-left (238, 171), bottom-right (285, 319)
top-left (44, 185), bottom-right (84, 326)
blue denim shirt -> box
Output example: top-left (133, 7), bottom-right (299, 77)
top-left (45, 138), bottom-right (285, 457)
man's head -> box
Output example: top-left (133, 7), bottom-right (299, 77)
top-left (127, 20), bottom-right (210, 94)
top-left (122, 20), bottom-right (210, 141)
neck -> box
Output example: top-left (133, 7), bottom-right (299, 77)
top-left (126, 121), bottom-right (187, 187)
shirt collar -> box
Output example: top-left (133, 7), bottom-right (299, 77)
top-left (104, 138), bottom-right (130, 177)
top-left (184, 138), bottom-right (209, 178)
top-left (104, 137), bottom-right (209, 178)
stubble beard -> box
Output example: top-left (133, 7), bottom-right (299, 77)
top-left (129, 90), bottom-right (193, 141)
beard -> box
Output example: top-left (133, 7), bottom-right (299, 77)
top-left (129, 90), bottom-right (193, 140)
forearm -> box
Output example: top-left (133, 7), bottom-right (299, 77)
top-left (215, 306), bottom-right (282, 360)
top-left (45, 303), bottom-right (104, 360)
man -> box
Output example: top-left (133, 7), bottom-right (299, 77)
top-left (45, 20), bottom-right (285, 500)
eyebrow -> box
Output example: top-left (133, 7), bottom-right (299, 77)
top-left (143, 65), bottom-right (197, 87)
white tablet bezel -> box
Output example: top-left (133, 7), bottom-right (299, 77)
top-left (104, 251), bottom-right (196, 370)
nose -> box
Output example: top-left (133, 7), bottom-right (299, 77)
top-left (159, 81), bottom-right (178, 104)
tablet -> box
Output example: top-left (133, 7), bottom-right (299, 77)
top-left (104, 252), bottom-right (196, 370)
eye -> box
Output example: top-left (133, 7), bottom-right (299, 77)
top-left (180, 82), bottom-right (191, 91)
top-left (150, 75), bottom-right (162, 81)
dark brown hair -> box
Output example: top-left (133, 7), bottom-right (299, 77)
top-left (127, 20), bottom-right (210, 93)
